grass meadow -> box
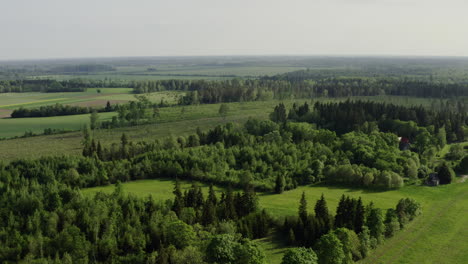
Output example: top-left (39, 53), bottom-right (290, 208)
top-left (82, 178), bottom-right (468, 264)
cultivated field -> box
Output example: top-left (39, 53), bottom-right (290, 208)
top-left (0, 90), bottom-right (182, 139)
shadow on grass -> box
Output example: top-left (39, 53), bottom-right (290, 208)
top-left (258, 182), bottom-right (394, 197)
top-left (255, 229), bottom-right (289, 259)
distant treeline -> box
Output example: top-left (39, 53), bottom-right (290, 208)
top-left (48, 64), bottom-right (115, 73)
top-left (2, 74), bottom-right (468, 99)
top-left (133, 78), bottom-right (468, 102)
top-left (279, 100), bottom-right (467, 143)
top-left (10, 102), bottom-right (115, 118)
top-left (0, 79), bottom-right (128, 93)
top-left (264, 70), bottom-right (468, 97)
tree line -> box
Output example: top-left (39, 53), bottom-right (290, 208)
top-left (264, 70), bottom-right (468, 98)
top-left (10, 102), bottom-right (115, 118)
top-left (275, 100), bottom-right (467, 143)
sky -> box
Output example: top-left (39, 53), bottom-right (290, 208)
top-left (1, 0), bottom-right (467, 60)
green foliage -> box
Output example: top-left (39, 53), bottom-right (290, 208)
top-left (275, 174), bottom-right (285, 194)
top-left (165, 220), bottom-right (196, 249)
top-left (281, 247), bottom-right (318, 264)
top-left (437, 163), bottom-right (456, 184)
top-left (333, 228), bottom-right (362, 263)
top-left (316, 232), bottom-right (345, 264)
top-left (206, 234), bottom-right (266, 264)
top-left (219, 104), bottom-right (230, 120)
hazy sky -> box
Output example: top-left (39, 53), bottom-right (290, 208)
top-left (1, 0), bottom-right (467, 60)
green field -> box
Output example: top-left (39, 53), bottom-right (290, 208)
top-left (0, 112), bottom-right (116, 138)
top-left (82, 178), bottom-right (468, 264)
top-left (0, 90), bottom-right (182, 139)
top-left (0, 89), bottom-right (181, 110)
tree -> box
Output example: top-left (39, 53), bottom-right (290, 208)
top-left (270, 103), bottom-right (287, 123)
top-left (165, 220), bottom-right (195, 249)
top-left (384, 209), bottom-right (400, 238)
top-left (436, 126), bottom-right (447, 148)
top-left (206, 234), bottom-right (237, 264)
top-left (281, 247), bottom-right (318, 264)
top-left (105, 101), bottom-right (112, 111)
top-left (219, 104), bottom-right (230, 120)
top-left (353, 198), bottom-right (365, 234)
top-left (314, 194), bottom-right (331, 232)
top-left (299, 192), bottom-right (308, 223)
top-left (172, 180), bottom-right (184, 216)
top-left (366, 206), bottom-right (385, 244)
top-left (437, 163), bottom-right (455, 184)
top-left (236, 239), bottom-right (267, 264)
top-left (333, 228), bottom-right (362, 263)
top-left (358, 226), bottom-right (371, 257)
top-left (171, 246), bottom-right (205, 264)
top-left (316, 233), bottom-right (345, 264)
top-left (275, 174), bottom-right (285, 194)
top-left (90, 110), bottom-right (99, 130)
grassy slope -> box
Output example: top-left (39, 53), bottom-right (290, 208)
top-left (82, 179), bottom-right (468, 264)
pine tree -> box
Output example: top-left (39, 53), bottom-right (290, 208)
top-left (97, 141), bottom-right (104, 160)
top-left (202, 200), bottom-right (216, 225)
top-left (172, 180), bottom-right (184, 216)
top-left (208, 184), bottom-right (217, 206)
top-left (288, 228), bottom-right (296, 246)
top-left (335, 195), bottom-right (346, 228)
top-left (314, 194), bottom-right (331, 232)
top-left (299, 192), bottom-right (308, 224)
top-left (275, 174), bottom-right (285, 194)
top-left (223, 188), bottom-right (237, 220)
top-left (354, 198), bottom-right (365, 234)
